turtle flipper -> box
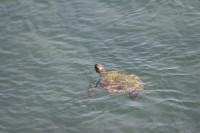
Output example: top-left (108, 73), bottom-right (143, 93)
top-left (88, 80), bottom-right (99, 98)
top-left (129, 90), bottom-right (139, 100)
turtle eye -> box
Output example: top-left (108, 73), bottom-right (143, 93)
top-left (95, 64), bottom-right (99, 72)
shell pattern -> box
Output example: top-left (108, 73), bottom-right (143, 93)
top-left (100, 71), bottom-right (144, 93)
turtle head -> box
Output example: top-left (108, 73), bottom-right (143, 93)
top-left (95, 64), bottom-right (105, 73)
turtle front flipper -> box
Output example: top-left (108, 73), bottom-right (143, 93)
top-left (88, 80), bottom-right (99, 98)
top-left (129, 90), bottom-right (139, 100)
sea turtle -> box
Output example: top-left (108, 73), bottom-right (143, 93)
top-left (88, 64), bottom-right (144, 100)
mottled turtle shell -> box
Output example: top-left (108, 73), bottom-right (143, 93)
top-left (100, 71), bottom-right (144, 93)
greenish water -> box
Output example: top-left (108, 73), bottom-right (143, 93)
top-left (0, 0), bottom-right (200, 133)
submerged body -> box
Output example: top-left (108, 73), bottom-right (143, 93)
top-left (88, 64), bottom-right (144, 100)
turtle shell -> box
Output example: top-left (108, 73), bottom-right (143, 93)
top-left (100, 71), bottom-right (144, 93)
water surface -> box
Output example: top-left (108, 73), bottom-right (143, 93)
top-left (0, 0), bottom-right (200, 133)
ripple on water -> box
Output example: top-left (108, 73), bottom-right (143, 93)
top-left (0, 0), bottom-right (200, 132)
